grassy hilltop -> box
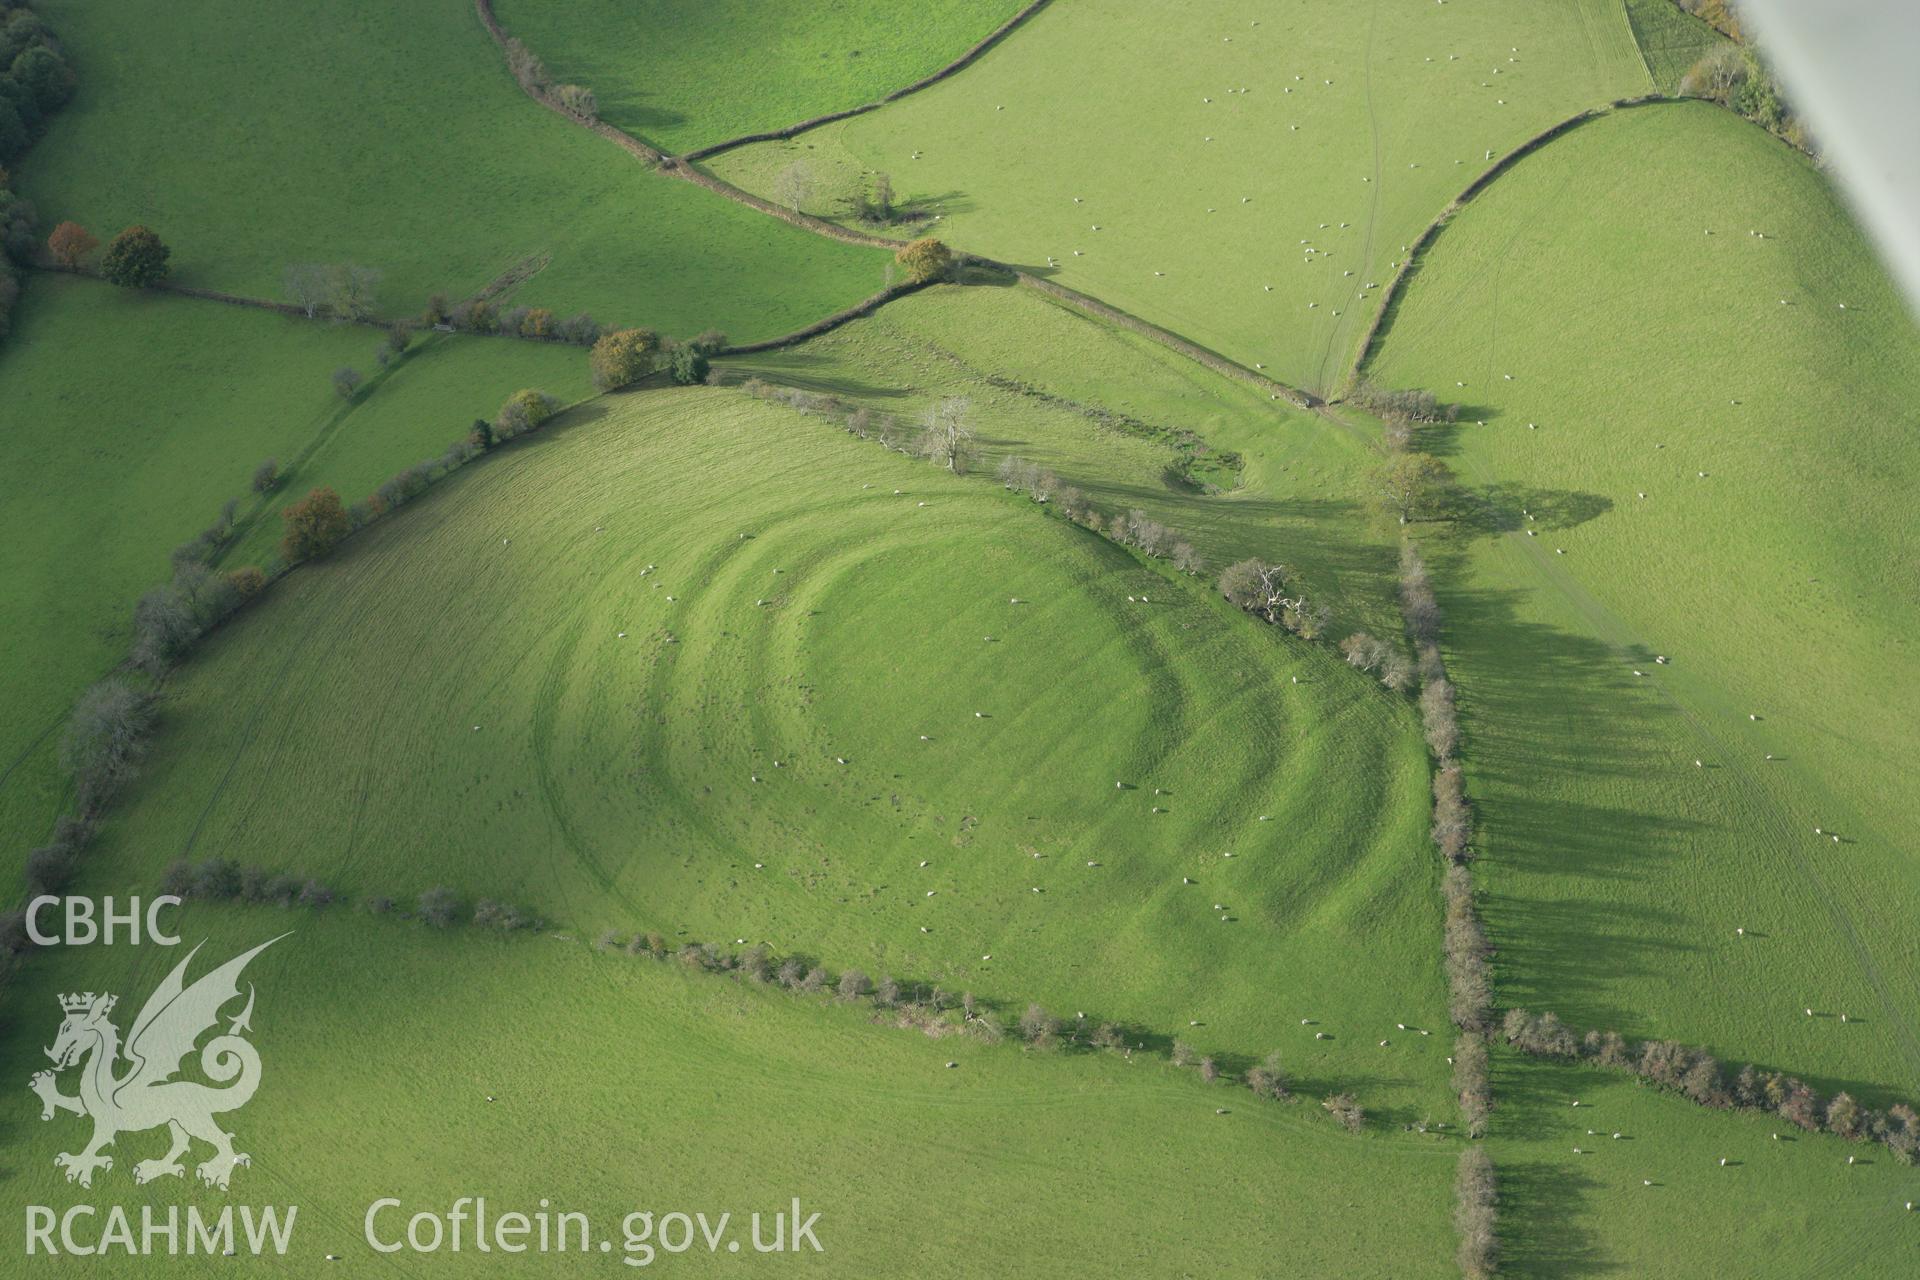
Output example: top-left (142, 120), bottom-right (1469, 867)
top-left (1, 0), bottom-right (1914, 1272)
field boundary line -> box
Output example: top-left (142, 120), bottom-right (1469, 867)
top-left (469, 0), bottom-right (1328, 412)
top-left (676, 0), bottom-right (1057, 163)
top-left (26, 262), bottom-right (396, 329)
top-left (1339, 94), bottom-right (1675, 395)
top-left (472, 0), bottom-right (669, 166)
top-left (1012, 272), bottom-right (1320, 408)
top-left (716, 281), bottom-right (933, 354)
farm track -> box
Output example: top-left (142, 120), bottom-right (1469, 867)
top-left (468, 0), bottom-right (1321, 411)
top-left (1312, 0), bottom-right (1384, 395)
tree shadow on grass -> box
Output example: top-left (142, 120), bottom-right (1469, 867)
top-left (1491, 1057), bottom-right (1618, 1276)
top-left (1428, 546), bottom-right (1714, 1030)
top-left (1499, 1160), bottom-right (1615, 1276)
top-left (594, 91), bottom-right (688, 140)
top-left (898, 189), bottom-right (976, 219)
top-left (1454, 482), bottom-right (1614, 538)
top-left (720, 351), bottom-right (916, 400)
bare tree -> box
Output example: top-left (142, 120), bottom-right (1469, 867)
top-left (283, 264), bottom-right (328, 318)
top-left (1019, 1003), bottom-right (1060, 1045)
top-left (919, 396), bottom-right (977, 473)
top-left (772, 159), bottom-right (816, 212)
top-left (60, 680), bottom-right (155, 815)
top-left (1218, 559), bottom-right (1309, 629)
top-left (1454, 1146), bottom-right (1498, 1279)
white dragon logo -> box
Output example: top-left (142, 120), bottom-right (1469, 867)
top-left (28, 935), bottom-right (284, 1190)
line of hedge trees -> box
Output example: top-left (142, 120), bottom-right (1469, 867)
top-left (0, 374), bottom-right (584, 971)
top-left (1394, 539), bottom-right (1496, 1151)
top-left (144, 857), bottom-right (544, 934)
top-left (1502, 1008), bottom-right (1920, 1164)
top-left (1455, 1146), bottom-right (1498, 1279)
top-left (0, 0), bottom-right (77, 340)
top-left (736, 377), bottom-right (1217, 582)
top-left (598, 928), bottom-right (1370, 1132)
top-left (739, 376), bottom-right (1408, 694)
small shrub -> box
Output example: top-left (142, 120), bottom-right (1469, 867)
top-left (417, 885), bottom-right (462, 927)
top-left (1322, 1092), bottom-right (1365, 1133)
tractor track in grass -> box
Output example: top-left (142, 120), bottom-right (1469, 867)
top-left (1313, 0), bottom-right (1384, 396)
top-left (168, 621), bottom-right (326, 866)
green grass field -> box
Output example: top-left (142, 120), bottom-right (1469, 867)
top-left (0, 907), bottom-right (1460, 1275)
top-left (0, 276), bottom-right (588, 862)
top-left (65, 385), bottom-right (1452, 1123)
top-left (21, 0), bottom-right (888, 340)
top-left (6, 0), bottom-right (1917, 1270)
top-left (710, 0), bottom-right (1654, 394)
top-left (1487, 1048), bottom-right (1919, 1277)
top-left (1369, 101), bottom-right (1920, 1102)
top-left (491, 0), bottom-right (1032, 154)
